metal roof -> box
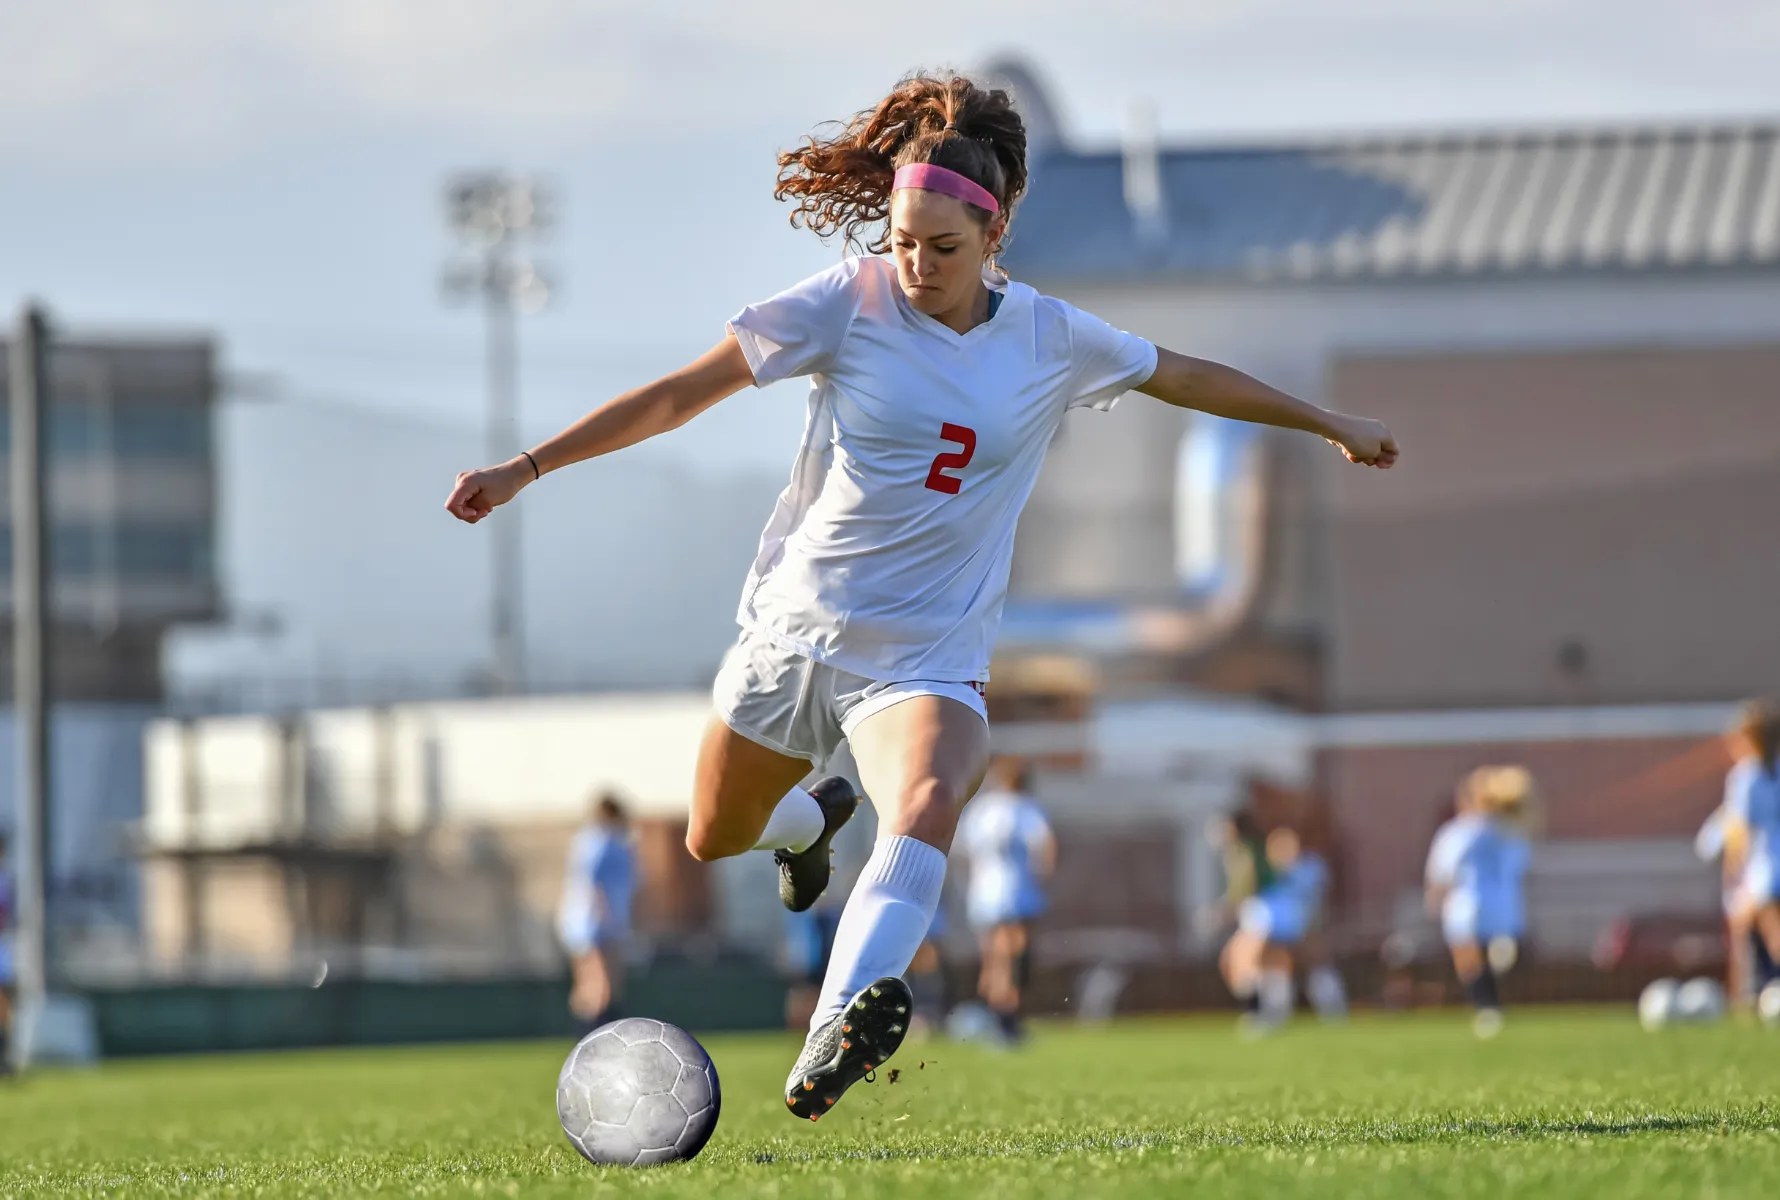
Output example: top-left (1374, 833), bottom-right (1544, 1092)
top-left (1000, 123), bottom-right (1780, 282)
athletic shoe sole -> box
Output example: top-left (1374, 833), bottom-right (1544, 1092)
top-left (785, 977), bottom-right (912, 1122)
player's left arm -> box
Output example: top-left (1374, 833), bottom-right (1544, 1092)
top-left (1137, 348), bottom-right (1399, 468)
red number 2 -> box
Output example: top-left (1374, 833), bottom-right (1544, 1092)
top-left (924, 423), bottom-right (977, 495)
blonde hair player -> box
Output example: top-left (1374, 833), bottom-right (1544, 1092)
top-left (1425, 766), bottom-right (1535, 1038)
top-left (445, 72), bottom-right (1398, 1120)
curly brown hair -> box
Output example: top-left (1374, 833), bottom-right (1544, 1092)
top-left (774, 72), bottom-right (1029, 255)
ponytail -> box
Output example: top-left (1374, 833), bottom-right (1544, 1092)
top-left (774, 72), bottom-right (1028, 254)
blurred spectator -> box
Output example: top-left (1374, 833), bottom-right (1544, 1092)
top-left (955, 758), bottom-right (1055, 1045)
top-left (556, 793), bottom-right (637, 1031)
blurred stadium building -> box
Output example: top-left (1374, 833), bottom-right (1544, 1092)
top-left (0, 335), bottom-right (219, 966)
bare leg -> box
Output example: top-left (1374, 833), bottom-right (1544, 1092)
top-left (569, 950), bottom-right (613, 1021)
top-left (685, 718), bottom-right (816, 862)
top-left (802, 696), bottom-right (989, 1028)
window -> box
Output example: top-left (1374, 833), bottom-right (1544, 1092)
top-left (1174, 414), bottom-right (1259, 595)
top-left (0, 523), bottom-right (213, 581)
top-left (0, 403), bottom-right (212, 460)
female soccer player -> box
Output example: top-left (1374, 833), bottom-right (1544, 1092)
top-left (446, 72), bottom-right (1397, 1119)
top-left (556, 793), bottom-right (637, 1031)
top-left (1425, 766), bottom-right (1533, 1037)
top-left (1721, 699), bottom-right (1780, 1000)
top-left (955, 757), bottom-right (1056, 1044)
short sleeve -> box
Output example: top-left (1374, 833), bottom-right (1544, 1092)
top-left (1061, 302), bottom-right (1158, 412)
top-left (1425, 826), bottom-right (1460, 885)
top-left (1695, 807), bottom-right (1727, 861)
top-left (727, 259), bottom-right (863, 387)
top-left (1724, 761), bottom-right (1755, 821)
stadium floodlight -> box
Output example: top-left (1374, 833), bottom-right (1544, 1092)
top-left (440, 173), bottom-right (558, 695)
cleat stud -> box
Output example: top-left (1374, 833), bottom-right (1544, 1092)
top-left (841, 1039), bottom-right (851, 1049)
top-left (824, 1097), bottom-right (835, 1106)
top-left (804, 1081), bottom-right (815, 1091)
top-left (890, 1024), bottom-right (903, 1034)
top-left (870, 987), bottom-right (883, 998)
top-left (787, 1097), bottom-right (796, 1107)
top-left (809, 1115), bottom-right (819, 1123)
top-left (896, 1006), bottom-right (908, 1015)
top-left (843, 1024), bottom-right (852, 1033)
top-left (864, 1063), bottom-right (873, 1071)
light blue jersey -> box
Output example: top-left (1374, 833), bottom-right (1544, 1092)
top-left (0, 865), bottom-right (13, 985)
top-left (956, 789), bottom-right (1052, 929)
top-left (1725, 757), bottom-right (1780, 905)
top-left (1427, 813), bottom-right (1528, 945)
top-left (557, 827), bottom-right (637, 953)
top-left (1239, 851), bottom-right (1329, 946)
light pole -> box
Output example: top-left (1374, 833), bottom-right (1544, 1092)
top-left (441, 174), bottom-right (555, 695)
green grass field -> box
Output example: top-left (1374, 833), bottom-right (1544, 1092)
top-left (3, 1009), bottom-right (1776, 1198)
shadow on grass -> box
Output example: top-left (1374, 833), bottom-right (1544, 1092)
top-left (739, 1109), bottom-right (1779, 1168)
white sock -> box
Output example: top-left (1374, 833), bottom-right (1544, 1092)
top-left (1307, 965), bottom-right (1348, 1019)
top-left (752, 786), bottom-right (825, 854)
top-left (1258, 969), bottom-right (1294, 1023)
top-left (809, 835), bottom-right (947, 1030)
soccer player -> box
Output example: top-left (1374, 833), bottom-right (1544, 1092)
top-left (0, 829), bottom-right (13, 1074)
top-left (955, 758), bottom-right (1055, 1045)
top-left (1721, 699), bottom-right (1780, 998)
top-left (1696, 796), bottom-right (1776, 1006)
top-left (446, 72), bottom-right (1398, 1118)
top-left (1223, 825), bottom-right (1316, 1031)
top-left (1425, 767), bottom-right (1534, 1038)
top-left (557, 793), bottom-right (638, 1031)
top-left (1288, 844), bottom-right (1349, 1021)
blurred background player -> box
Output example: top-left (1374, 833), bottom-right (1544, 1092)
top-left (1695, 788), bottom-right (1775, 1009)
top-left (1719, 699), bottom-right (1780, 1007)
top-left (904, 892), bottom-right (949, 1040)
top-left (1285, 837), bottom-right (1348, 1021)
top-left (1218, 824), bottom-right (1336, 1031)
top-left (955, 758), bottom-right (1055, 1045)
top-left (1425, 766), bottom-right (1535, 1037)
top-left (1209, 809), bottom-right (1276, 1024)
top-left (556, 793), bottom-right (638, 1032)
top-left (0, 829), bottom-right (12, 1075)
top-left (782, 898), bottom-right (843, 1031)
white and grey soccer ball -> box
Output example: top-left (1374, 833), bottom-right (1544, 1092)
top-left (1638, 978), bottom-right (1679, 1031)
top-left (1758, 981), bottom-right (1780, 1028)
top-left (1674, 977), bottom-right (1726, 1024)
top-left (556, 1017), bottom-right (721, 1167)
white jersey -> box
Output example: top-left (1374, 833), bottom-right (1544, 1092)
top-left (727, 256), bottom-right (1157, 683)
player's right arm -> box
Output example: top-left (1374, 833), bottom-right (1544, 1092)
top-left (444, 335), bottom-right (755, 524)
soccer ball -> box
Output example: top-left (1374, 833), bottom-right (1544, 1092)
top-left (1674, 977), bottom-right (1726, 1024)
top-left (1638, 978), bottom-right (1678, 1031)
top-left (556, 1017), bottom-right (721, 1167)
top-left (1758, 981), bottom-right (1780, 1028)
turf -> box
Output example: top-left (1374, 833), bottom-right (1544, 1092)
top-left (2, 1009), bottom-right (1776, 1198)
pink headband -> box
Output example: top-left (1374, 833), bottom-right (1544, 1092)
top-left (892, 163), bottom-right (1000, 214)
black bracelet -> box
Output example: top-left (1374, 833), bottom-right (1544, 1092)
top-left (521, 450), bottom-right (541, 480)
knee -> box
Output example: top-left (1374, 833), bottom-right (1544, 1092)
top-left (684, 821), bottom-right (743, 863)
top-left (887, 776), bottom-right (963, 848)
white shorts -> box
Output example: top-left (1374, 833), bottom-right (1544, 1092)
top-left (713, 628), bottom-right (988, 767)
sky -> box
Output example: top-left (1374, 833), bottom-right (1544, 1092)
top-left (7, 0), bottom-right (1780, 692)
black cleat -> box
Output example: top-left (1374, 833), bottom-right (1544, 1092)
top-left (784, 977), bottom-right (912, 1122)
top-left (774, 776), bottom-right (860, 913)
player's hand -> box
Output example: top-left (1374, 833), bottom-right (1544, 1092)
top-left (1325, 415), bottom-right (1399, 468)
top-left (444, 459), bottom-right (532, 523)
